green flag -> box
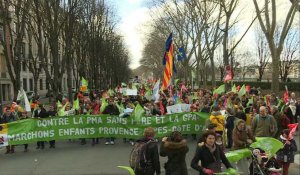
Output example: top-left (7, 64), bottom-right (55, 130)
top-left (72, 98), bottom-right (80, 110)
top-left (133, 103), bottom-right (145, 121)
top-left (174, 79), bottom-right (180, 85)
top-left (57, 101), bottom-right (63, 108)
top-left (250, 137), bottom-right (284, 158)
top-left (81, 77), bottom-right (88, 87)
top-left (117, 166), bottom-right (135, 175)
top-left (145, 89), bottom-right (152, 101)
top-left (246, 96), bottom-right (253, 107)
top-left (225, 148), bottom-right (251, 163)
top-left (58, 103), bottom-right (68, 116)
top-left (238, 84), bottom-right (246, 97)
top-left (108, 89), bottom-right (115, 96)
top-left (100, 98), bottom-right (108, 113)
top-left (213, 84), bottom-right (225, 95)
top-left (231, 84), bottom-right (237, 93)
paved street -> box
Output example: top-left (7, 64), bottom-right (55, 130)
top-left (0, 135), bottom-right (299, 175)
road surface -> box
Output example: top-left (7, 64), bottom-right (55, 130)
top-left (0, 135), bottom-right (299, 175)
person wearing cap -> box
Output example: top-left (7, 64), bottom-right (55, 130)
top-left (33, 104), bottom-right (48, 149)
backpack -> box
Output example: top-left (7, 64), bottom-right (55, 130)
top-left (129, 140), bottom-right (152, 170)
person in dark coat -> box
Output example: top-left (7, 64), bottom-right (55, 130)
top-left (276, 129), bottom-right (298, 175)
top-left (271, 106), bottom-right (290, 138)
top-left (160, 131), bottom-right (189, 175)
top-left (191, 131), bottom-right (233, 175)
top-left (134, 127), bottom-right (161, 175)
top-left (103, 98), bottom-right (120, 145)
top-left (19, 111), bottom-right (30, 152)
top-left (235, 106), bottom-right (246, 121)
top-left (225, 108), bottom-right (235, 148)
top-left (48, 105), bottom-right (57, 148)
top-left (1, 107), bottom-right (18, 154)
top-left (34, 104), bottom-right (48, 149)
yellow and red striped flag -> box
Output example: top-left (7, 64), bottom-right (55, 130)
top-left (161, 34), bottom-right (173, 90)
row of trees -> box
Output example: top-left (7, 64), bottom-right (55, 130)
top-left (140, 0), bottom-right (299, 93)
top-left (0, 0), bottom-right (131, 101)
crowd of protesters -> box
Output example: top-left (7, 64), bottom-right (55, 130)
top-left (0, 79), bottom-right (299, 175)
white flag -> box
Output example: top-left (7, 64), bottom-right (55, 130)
top-left (152, 79), bottom-right (160, 101)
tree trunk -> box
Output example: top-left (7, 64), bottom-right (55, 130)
top-left (210, 57), bottom-right (216, 87)
top-left (271, 50), bottom-right (280, 93)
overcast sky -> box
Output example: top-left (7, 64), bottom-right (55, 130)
top-left (116, 0), bottom-right (300, 69)
top-left (116, 0), bottom-right (150, 69)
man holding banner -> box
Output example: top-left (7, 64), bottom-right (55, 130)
top-left (0, 108), bottom-right (18, 153)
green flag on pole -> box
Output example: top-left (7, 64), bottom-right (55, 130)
top-left (58, 103), bottom-right (68, 116)
top-left (133, 103), bottom-right (145, 121)
top-left (250, 137), bottom-right (284, 158)
top-left (108, 89), bottom-right (115, 96)
top-left (72, 98), bottom-right (80, 110)
top-left (238, 84), bottom-right (246, 97)
top-left (100, 98), bottom-right (108, 113)
top-left (246, 96), bottom-right (253, 107)
top-left (213, 84), bottom-right (225, 95)
top-left (81, 77), bottom-right (88, 87)
top-left (231, 84), bottom-right (237, 93)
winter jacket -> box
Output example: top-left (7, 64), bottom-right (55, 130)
top-left (232, 120), bottom-right (255, 150)
top-left (0, 113), bottom-right (17, 124)
top-left (225, 115), bottom-right (236, 132)
top-left (34, 108), bottom-right (48, 118)
top-left (160, 139), bottom-right (189, 175)
top-left (102, 104), bottom-right (120, 115)
top-left (273, 111), bottom-right (290, 138)
top-left (251, 114), bottom-right (277, 137)
top-left (276, 135), bottom-right (297, 163)
top-left (134, 137), bottom-right (161, 175)
top-left (191, 144), bottom-right (232, 175)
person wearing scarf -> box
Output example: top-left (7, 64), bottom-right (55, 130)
top-left (191, 131), bottom-right (233, 175)
top-left (276, 129), bottom-right (298, 175)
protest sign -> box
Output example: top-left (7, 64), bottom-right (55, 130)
top-left (166, 104), bottom-right (191, 114)
top-left (125, 89), bottom-right (138, 96)
top-left (0, 112), bottom-right (209, 146)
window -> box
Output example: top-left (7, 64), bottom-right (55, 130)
top-left (21, 42), bottom-right (26, 59)
top-left (23, 78), bottom-right (27, 91)
top-left (22, 62), bottom-right (26, 71)
top-left (29, 79), bottom-right (33, 91)
top-left (40, 79), bottom-right (43, 90)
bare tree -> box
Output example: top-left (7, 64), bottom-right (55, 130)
top-left (277, 27), bottom-right (300, 82)
top-left (0, 0), bottom-right (30, 98)
top-left (219, 0), bottom-right (257, 81)
top-left (253, 0), bottom-right (298, 93)
top-left (255, 25), bottom-right (270, 81)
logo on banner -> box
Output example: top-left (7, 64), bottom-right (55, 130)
top-left (0, 124), bottom-right (8, 146)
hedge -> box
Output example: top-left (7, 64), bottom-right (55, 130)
top-left (197, 81), bottom-right (300, 92)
